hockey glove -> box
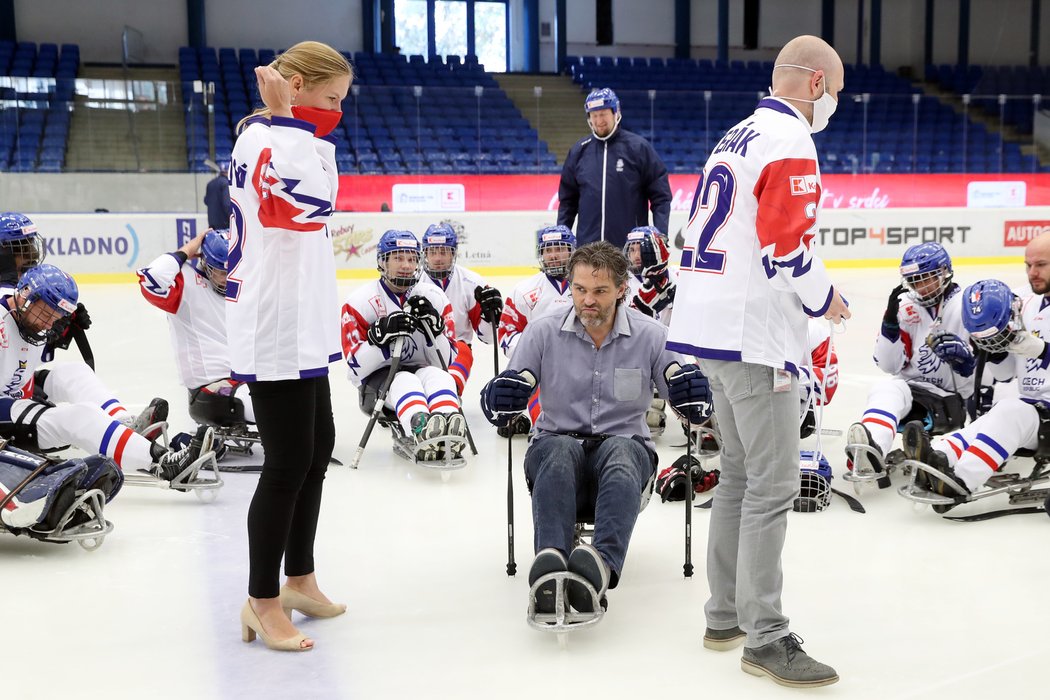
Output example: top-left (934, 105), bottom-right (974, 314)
top-left (367, 311), bottom-right (416, 347)
top-left (46, 303), bottom-right (92, 351)
top-left (881, 284), bottom-right (905, 341)
top-left (656, 455), bottom-right (720, 502)
top-left (405, 295), bottom-right (445, 341)
top-left (640, 234), bottom-right (672, 283)
top-left (1008, 331), bottom-right (1047, 359)
top-left (927, 331), bottom-right (976, 377)
top-left (665, 363), bottom-right (712, 425)
top-left (474, 285), bottom-right (504, 324)
top-left (481, 370), bottom-right (535, 427)
top-left (633, 281), bottom-right (675, 317)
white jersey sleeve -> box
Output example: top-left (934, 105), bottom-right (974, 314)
top-left (497, 272), bottom-right (573, 359)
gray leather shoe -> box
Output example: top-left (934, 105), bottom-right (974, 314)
top-left (741, 633), bottom-right (839, 688)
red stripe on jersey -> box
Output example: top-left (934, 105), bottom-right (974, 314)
top-left (441, 303), bottom-right (457, 343)
top-left (138, 268), bottom-right (185, 314)
top-left (429, 400), bottom-right (460, 412)
top-left (753, 158), bottom-right (820, 259)
top-left (112, 429), bottom-right (133, 467)
top-left (498, 297), bottom-right (526, 347)
top-left (396, 399), bottom-right (428, 418)
top-left (862, 417), bottom-right (895, 431)
top-left (340, 303), bottom-right (370, 359)
top-left (467, 302), bottom-right (483, 335)
top-left (901, 330), bottom-right (914, 365)
top-left (252, 148), bottom-right (326, 232)
top-left (965, 445), bottom-right (1000, 470)
top-left (946, 439), bottom-right (964, 458)
top-left (107, 406), bottom-right (125, 417)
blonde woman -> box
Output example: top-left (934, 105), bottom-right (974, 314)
top-left (228, 41), bottom-right (352, 652)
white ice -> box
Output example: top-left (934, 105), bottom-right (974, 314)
top-left (5, 264), bottom-right (1047, 700)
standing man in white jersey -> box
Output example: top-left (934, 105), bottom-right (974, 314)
top-left (904, 233), bottom-right (1050, 500)
top-left (416, 222), bottom-right (503, 394)
top-left (666, 35), bottom-right (850, 688)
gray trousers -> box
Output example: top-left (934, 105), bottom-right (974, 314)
top-left (699, 359), bottom-right (799, 648)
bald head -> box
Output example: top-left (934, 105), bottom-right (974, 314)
top-left (1026, 231), bottom-right (1050, 295)
top-left (771, 35), bottom-right (844, 102)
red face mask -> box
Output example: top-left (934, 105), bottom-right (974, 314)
top-left (290, 105), bottom-right (342, 137)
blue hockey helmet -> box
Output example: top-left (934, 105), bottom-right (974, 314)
top-left (794, 451), bottom-right (833, 513)
top-left (13, 264), bottom-right (79, 346)
top-left (377, 229), bottom-right (422, 290)
top-left (584, 87), bottom-right (620, 114)
top-left (0, 212), bottom-right (46, 285)
top-left (623, 226), bottom-right (669, 275)
top-left (200, 229), bottom-right (230, 295)
top-left (421, 223), bottom-right (458, 281)
top-left (962, 279), bottom-right (1020, 353)
top-left (536, 225), bottom-right (576, 277)
top-left (900, 242), bottom-right (954, 307)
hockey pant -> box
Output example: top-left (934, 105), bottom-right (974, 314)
top-left (0, 398), bottom-right (154, 472)
top-left (189, 378), bottom-right (256, 427)
top-left (387, 366), bottom-right (461, 434)
top-left (932, 398), bottom-right (1050, 492)
top-left (35, 361), bottom-right (135, 424)
top-left (859, 378), bottom-right (966, 455)
top-left (1, 450), bottom-right (122, 529)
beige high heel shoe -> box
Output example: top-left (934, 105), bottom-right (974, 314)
top-left (280, 585), bottom-right (347, 619)
top-left (240, 601), bottom-right (313, 651)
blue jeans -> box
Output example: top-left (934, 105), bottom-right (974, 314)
top-left (524, 434), bottom-right (654, 587)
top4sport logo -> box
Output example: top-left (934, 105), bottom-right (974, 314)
top-left (44, 223), bottom-right (141, 268)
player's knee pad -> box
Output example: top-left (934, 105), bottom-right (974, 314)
top-left (906, 386), bottom-right (966, 435)
top-left (188, 386), bottom-right (246, 428)
top-left (0, 401), bottom-right (55, 452)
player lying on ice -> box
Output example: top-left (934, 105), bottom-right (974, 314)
top-left (480, 241), bottom-right (712, 621)
top-left (341, 229), bottom-right (468, 463)
top-left (0, 265), bottom-right (214, 492)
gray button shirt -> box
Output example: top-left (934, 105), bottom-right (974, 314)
top-left (508, 303), bottom-right (680, 450)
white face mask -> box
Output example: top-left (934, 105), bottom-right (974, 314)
top-left (772, 63), bottom-right (838, 134)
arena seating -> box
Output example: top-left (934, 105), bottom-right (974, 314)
top-left (0, 41), bottom-right (77, 172)
top-left (567, 56), bottom-right (1043, 174)
top-left (178, 47), bottom-right (559, 173)
top-left (927, 63), bottom-right (1049, 136)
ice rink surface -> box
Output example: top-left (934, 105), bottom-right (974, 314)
top-left (4, 263), bottom-right (1047, 700)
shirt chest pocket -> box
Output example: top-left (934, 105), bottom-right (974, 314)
top-left (614, 368), bottom-right (643, 402)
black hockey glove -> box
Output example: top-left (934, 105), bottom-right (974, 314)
top-left (481, 370), bottom-right (535, 427)
top-left (966, 385), bottom-right (995, 420)
top-left (666, 363), bottom-right (713, 425)
top-left (405, 295), bottom-right (445, 340)
top-left (881, 284), bottom-right (905, 341)
top-left (474, 285), bottom-right (504, 324)
top-left (928, 331), bottom-right (976, 377)
top-left (46, 303), bottom-right (93, 351)
top-left (367, 311), bottom-right (416, 347)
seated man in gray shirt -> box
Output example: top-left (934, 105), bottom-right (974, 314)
top-left (481, 241), bottom-right (711, 615)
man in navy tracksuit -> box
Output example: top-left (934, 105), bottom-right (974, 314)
top-left (557, 88), bottom-right (672, 249)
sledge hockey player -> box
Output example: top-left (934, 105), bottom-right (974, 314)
top-left (341, 229), bottom-right (468, 463)
top-left (2, 212), bottom-right (168, 436)
top-left (137, 228), bottom-right (256, 453)
top-left (901, 257), bottom-right (1050, 504)
top-left (623, 226), bottom-right (677, 435)
top-left (480, 241), bottom-right (710, 621)
top-left (845, 242), bottom-right (974, 487)
top-left (0, 211), bottom-right (46, 286)
top-left (0, 264), bottom-right (214, 491)
top-left (417, 222), bottom-right (503, 394)
top-left (495, 225), bottom-right (577, 436)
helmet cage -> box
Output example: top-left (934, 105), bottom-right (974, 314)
top-left (793, 451), bottom-right (833, 513)
top-left (379, 249), bottom-right (422, 290)
top-left (901, 266), bottom-right (953, 307)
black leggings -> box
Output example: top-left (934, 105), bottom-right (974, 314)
top-left (246, 376), bottom-right (336, 598)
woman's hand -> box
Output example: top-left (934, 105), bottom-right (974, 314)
top-left (255, 66), bottom-right (293, 118)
